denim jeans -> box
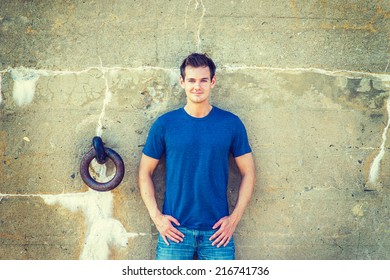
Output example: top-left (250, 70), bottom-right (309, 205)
top-left (156, 226), bottom-right (235, 260)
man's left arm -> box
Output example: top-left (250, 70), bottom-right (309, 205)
top-left (210, 152), bottom-right (256, 247)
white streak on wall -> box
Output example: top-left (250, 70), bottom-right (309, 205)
top-left (96, 71), bottom-right (113, 137)
top-left (10, 67), bottom-right (39, 106)
top-left (223, 66), bottom-right (390, 82)
top-left (95, 58), bottom-right (115, 137)
top-left (40, 155), bottom-right (146, 260)
top-left (184, 0), bottom-right (191, 29)
top-left (40, 189), bottom-right (148, 260)
top-left (1, 66), bottom-right (389, 81)
top-left (368, 96), bottom-right (390, 185)
top-left (196, 0), bottom-right (206, 52)
top-left (185, 0), bottom-right (206, 52)
top-left (0, 148), bottom-right (148, 260)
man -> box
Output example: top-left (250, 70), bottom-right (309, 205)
top-left (138, 53), bottom-right (255, 260)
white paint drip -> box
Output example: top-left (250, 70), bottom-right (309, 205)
top-left (0, 152), bottom-right (145, 260)
top-left (0, 159), bottom-right (148, 260)
top-left (41, 190), bottom-right (126, 259)
top-left (1, 191), bottom-right (149, 260)
top-left (10, 67), bottom-right (39, 106)
top-left (368, 96), bottom-right (390, 185)
top-left (185, 0), bottom-right (206, 52)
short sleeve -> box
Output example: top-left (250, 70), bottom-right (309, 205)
top-left (231, 117), bottom-right (252, 158)
top-left (142, 118), bottom-right (165, 160)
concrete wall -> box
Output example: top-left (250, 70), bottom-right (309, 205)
top-left (0, 0), bottom-right (389, 260)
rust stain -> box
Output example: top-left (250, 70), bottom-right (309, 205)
top-left (289, 0), bottom-right (299, 16)
top-left (290, 0), bottom-right (388, 33)
top-left (0, 131), bottom-right (6, 155)
top-left (320, 21), bottom-right (377, 33)
top-left (1, 152), bottom-right (52, 175)
top-left (289, 0), bottom-right (301, 32)
top-left (0, 232), bottom-right (25, 241)
top-left (323, 0), bottom-right (390, 33)
top-left (376, 0), bottom-right (390, 19)
top-left (51, 18), bottom-right (65, 32)
top-left (26, 26), bottom-right (38, 35)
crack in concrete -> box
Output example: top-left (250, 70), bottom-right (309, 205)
top-left (96, 58), bottom-right (113, 137)
top-left (1, 66), bottom-right (389, 80)
top-left (1, 65), bottom-right (388, 111)
top-left (223, 65), bottom-right (390, 81)
top-left (0, 67), bottom-right (173, 77)
top-left (185, 0), bottom-right (206, 52)
top-left (367, 96), bottom-right (390, 188)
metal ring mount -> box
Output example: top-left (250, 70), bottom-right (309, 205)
top-left (80, 146), bottom-right (125, 192)
top-left (92, 136), bottom-right (108, 164)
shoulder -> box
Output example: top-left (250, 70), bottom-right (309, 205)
top-left (145, 109), bottom-right (183, 144)
top-left (212, 106), bottom-right (249, 136)
top-left (154, 108), bottom-right (183, 124)
top-left (212, 106), bottom-right (242, 122)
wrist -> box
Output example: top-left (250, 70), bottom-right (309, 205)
top-left (149, 209), bottom-right (162, 223)
top-left (229, 211), bottom-right (241, 226)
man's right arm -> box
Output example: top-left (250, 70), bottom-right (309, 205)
top-left (138, 153), bottom-right (184, 245)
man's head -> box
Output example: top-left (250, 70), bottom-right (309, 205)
top-left (180, 53), bottom-right (216, 80)
top-left (179, 53), bottom-right (217, 106)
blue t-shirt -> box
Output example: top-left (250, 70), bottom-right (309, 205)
top-left (143, 106), bottom-right (252, 230)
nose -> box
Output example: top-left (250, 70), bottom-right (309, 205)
top-left (194, 81), bottom-right (201, 89)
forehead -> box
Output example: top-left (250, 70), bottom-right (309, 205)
top-left (184, 66), bottom-right (211, 79)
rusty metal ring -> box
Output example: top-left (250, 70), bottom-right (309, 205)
top-left (80, 147), bottom-right (125, 192)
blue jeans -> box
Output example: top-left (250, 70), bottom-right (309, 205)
top-left (156, 226), bottom-right (235, 260)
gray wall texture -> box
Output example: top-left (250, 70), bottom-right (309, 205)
top-left (0, 0), bottom-right (389, 260)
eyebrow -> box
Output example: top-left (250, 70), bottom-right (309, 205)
top-left (186, 77), bottom-right (210, 81)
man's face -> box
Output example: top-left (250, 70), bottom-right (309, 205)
top-left (180, 66), bottom-right (216, 105)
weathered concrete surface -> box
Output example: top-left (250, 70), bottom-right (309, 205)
top-left (0, 0), bottom-right (389, 260)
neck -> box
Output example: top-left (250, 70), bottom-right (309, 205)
top-left (184, 102), bottom-right (213, 118)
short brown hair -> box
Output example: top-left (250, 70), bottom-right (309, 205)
top-left (180, 53), bottom-right (216, 80)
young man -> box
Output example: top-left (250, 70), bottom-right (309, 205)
top-left (138, 53), bottom-right (255, 260)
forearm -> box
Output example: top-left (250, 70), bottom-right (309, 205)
top-left (139, 173), bottom-right (161, 222)
top-left (230, 153), bottom-right (256, 225)
top-left (138, 156), bottom-right (184, 244)
top-left (140, 179), bottom-right (161, 222)
top-left (138, 154), bottom-right (162, 222)
top-left (210, 171), bottom-right (255, 247)
top-left (230, 172), bottom-right (255, 224)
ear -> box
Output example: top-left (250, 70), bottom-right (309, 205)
top-left (179, 76), bottom-right (185, 89)
top-left (210, 76), bottom-right (216, 88)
